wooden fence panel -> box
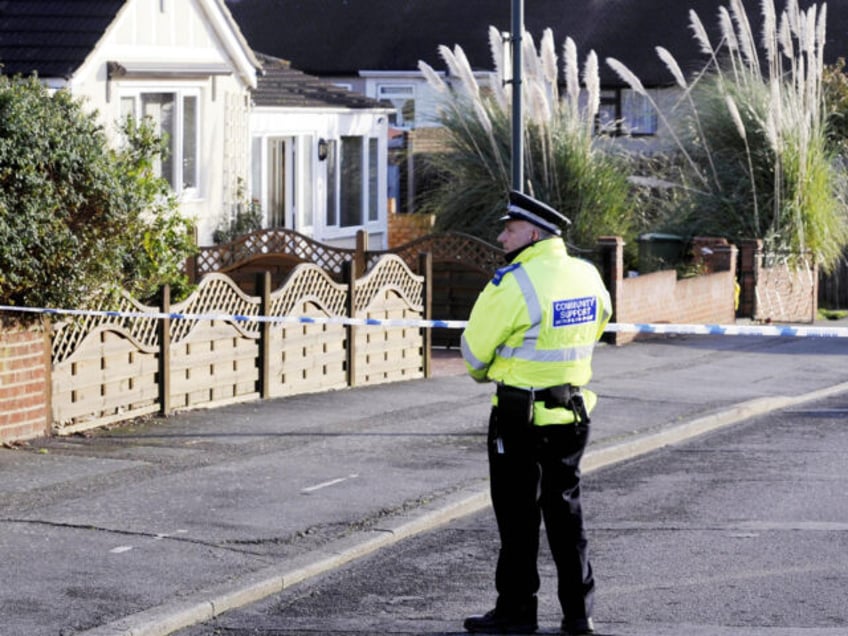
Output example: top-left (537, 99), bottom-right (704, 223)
top-left (168, 274), bottom-right (261, 410)
top-left (270, 303), bottom-right (348, 397)
top-left (168, 320), bottom-right (259, 409)
top-left (52, 328), bottom-right (159, 434)
top-left (51, 293), bottom-right (161, 434)
top-left (353, 255), bottom-right (424, 386)
top-left (267, 264), bottom-right (349, 397)
top-left (49, 253), bottom-right (430, 434)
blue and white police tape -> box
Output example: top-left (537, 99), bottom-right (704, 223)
top-left (0, 304), bottom-right (466, 330)
top-left (2, 304), bottom-right (848, 338)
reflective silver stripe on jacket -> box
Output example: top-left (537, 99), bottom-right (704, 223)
top-left (460, 333), bottom-right (488, 370)
top-left (495, 265), bottom-right (596, 363)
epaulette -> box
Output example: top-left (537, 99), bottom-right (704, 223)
top-left (492, 263), bottom-right (521, 286)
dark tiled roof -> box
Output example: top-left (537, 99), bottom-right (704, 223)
top-left (0, 0), bottom-right (126, 79)
top-left (253, 52), bottom-right (388, 109)
top-left (225, 0), bottom-right (848, 86)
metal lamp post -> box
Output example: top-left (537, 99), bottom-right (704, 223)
top-left (511, 0), bottom-right (524, 192)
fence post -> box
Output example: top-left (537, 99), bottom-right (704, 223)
top-left (158, 284), bottom-right (171, 416)
top-left (41, 315), bottom-right (53, 435)
top-left (355, 229), bottom-right (368, 275)
top-left (185, 223), bottom-right (199, 283)
top-left (343, 260), bottom-right (358, 387)
top-left (257, 271), bottom-right (271, 399)
top-left (419, 252), bottom-right (432, 378)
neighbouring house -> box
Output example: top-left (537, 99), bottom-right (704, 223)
top-left (0, 0), bottom-right (393, 248)
top-left (226, 0), bottom-right (848, 203)
top-left (0, 0), bottom-right (260, 246)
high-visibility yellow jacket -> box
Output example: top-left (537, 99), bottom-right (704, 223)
top-left (461, 238), bottom-right (612, 424)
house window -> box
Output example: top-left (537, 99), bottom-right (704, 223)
top-left (378, 84), bottom-right (415, 128)
top-left (368, 137), bottom-right (379, 222)
top-left (325, 139), bottom-right (338, 226)
top-left (340, 136), bottom-right (363, 227)
top-left (597, 89), bottom-right (658, 137)
top-left (120, 90), bottom-right (200, 195)
top-left (621, 90), bottom-right (658, 135)
top-left (326, 135), bottom-right (380, 229)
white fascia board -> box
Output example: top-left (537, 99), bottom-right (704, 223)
top-left (69, 0), bottom-right (133, 87)
top-left (199, 0), bottom-right (260, 89)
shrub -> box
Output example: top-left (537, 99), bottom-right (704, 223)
top-left (417, 29), bottom-right (636, 252)
top-left (0, 75), bottom-right (196, 313)
top-left (608, 0), bottom-right (848, 272)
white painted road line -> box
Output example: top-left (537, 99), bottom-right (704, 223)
top-left (301, 474), bottom-right (359, 494)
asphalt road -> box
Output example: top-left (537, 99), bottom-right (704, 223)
top-left (177, 393), bottom-right (848, 636)
top-left (6, 333), bottom-right (848, 636)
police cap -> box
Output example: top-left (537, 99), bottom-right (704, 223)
top-left (499, 191), bottom-right (571, 236)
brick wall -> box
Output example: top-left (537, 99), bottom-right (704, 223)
top-left (388, 212), bottom-right (435, 248)
top-left (0, 319), bottom-right (50, 443)
top-left (598, 236), bottom-right (739, 345)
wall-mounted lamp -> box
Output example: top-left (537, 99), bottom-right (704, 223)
top-left (317, 138), bottom-right (329, 161)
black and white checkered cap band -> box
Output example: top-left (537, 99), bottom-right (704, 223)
top-left (502, 204), bottom-right (563, 235)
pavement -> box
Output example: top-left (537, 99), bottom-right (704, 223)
top-left (3, 323), bottom-right (848, 636)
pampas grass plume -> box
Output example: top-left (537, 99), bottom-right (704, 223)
top-left (540, 28), bottom-right (558, 85)
top-left (656, 46), bottom-right (687, 89)
top-left (606, 57), bottom-right (646, 96)
top-left (689, 9), bottom-right (713, 55)
top-left (418, 61), bottom-right (447, 93)
top-left (564, 37), bottom-right (580, 105)
top-left (584, 50), bottom-right (600, 120)
top-left (725, 95), bottom-right (747, 139)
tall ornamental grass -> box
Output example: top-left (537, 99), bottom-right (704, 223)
top-left (418, 28), bottom-right (635, 249)
top-left (608, 0), bottom-right (848, 272)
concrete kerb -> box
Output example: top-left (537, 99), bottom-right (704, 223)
top-left (78, 380), bottom-right (848, 636)
top-left (585, 380), bottom-right (848, 472)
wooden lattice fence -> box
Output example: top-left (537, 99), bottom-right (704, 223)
top-left (191, 229), bottom-right (360, 284)
top-left (50, 255), bottom-right (427, 435)
top-left (192, 229), bottom-right (610, 349)
top-left (381, 232), bottom-right (502, 348)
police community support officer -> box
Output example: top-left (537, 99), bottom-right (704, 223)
top-left (461, 191), bottom-right (611, 635)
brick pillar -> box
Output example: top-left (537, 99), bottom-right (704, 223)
top-left (737, 239), bottom-right (762, 318)
top-left (596, 236), bottom-right (624, 345)
top-left (0, 318), bottom-right (51, 443)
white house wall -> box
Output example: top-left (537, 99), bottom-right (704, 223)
top-left (250, 108), bottom-right (389, 250)
top-left (66, 0), bottom-right (256, 246)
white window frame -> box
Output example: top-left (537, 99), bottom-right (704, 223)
top-left (325, 135), bottom-right (382, 231)
top-left (119, 86), bottom-right (202, 198)
top-left (377, 83), bottom-right (415, 128)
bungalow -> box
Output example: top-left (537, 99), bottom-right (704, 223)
top-left (0, 0), bottom-right (393, 248)
top-left (249, 53), bottom-right (393, 248)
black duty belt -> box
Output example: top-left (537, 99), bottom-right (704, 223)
top-left (497, 383), bottom-right (589, 425)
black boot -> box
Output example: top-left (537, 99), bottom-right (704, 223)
top-left (464, 597), bottom-right (538, 634)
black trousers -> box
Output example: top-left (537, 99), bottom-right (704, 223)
top-left (487, 402), bottom-right (594, 623)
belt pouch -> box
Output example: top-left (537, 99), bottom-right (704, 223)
top-left (496, 384), bottom-right (534, 428)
